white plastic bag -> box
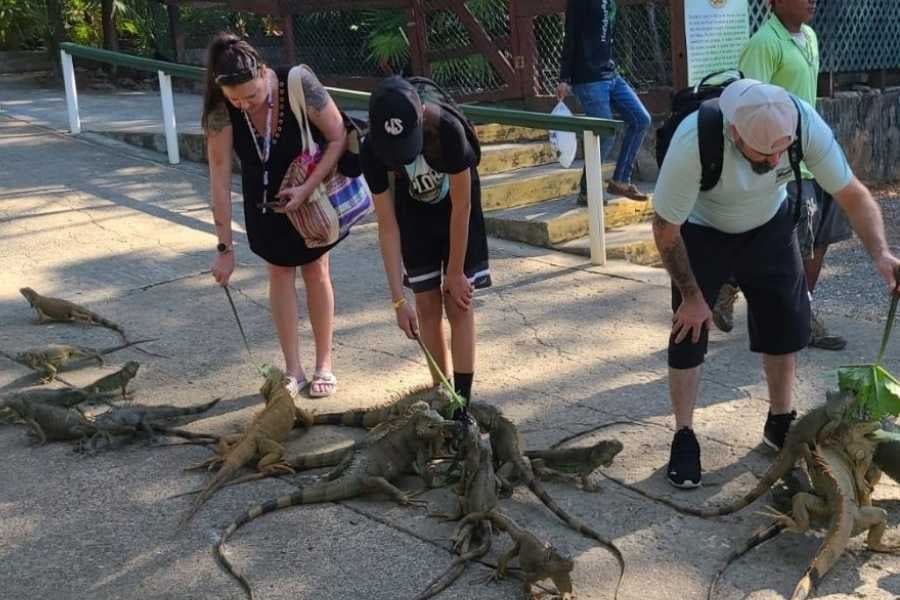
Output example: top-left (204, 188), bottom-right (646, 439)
top-left (549, 101), bottom-right (577, 168)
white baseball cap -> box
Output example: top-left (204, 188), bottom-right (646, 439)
top-left (719, 79), bottom-right (798, 154)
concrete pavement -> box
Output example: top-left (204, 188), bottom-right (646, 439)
top-left (1, 79), bottom-right (900, 600)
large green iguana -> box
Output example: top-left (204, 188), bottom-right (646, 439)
top-left (214, 401), bottom-right (460, 600)
top-left (81, 361), bottom-right (140, 399)
top-left (524, 440), bottom-right (624, 492)
top-left (758, 420), bottom-right (899, 600)
top-left (1, 340), bottom-right (155, 384)
top-left (416, 421), bottom-right (500, 600)
top-left (20, 287), bottom-right (128, 341)
top-left (179, 366), bottom-right (313, 525)
top-left (467, 402), bottom-right (625, 600)
top-left (308, 384), bottom-right (452, 428)
top-left (459, 510), bottom-right (575, 600)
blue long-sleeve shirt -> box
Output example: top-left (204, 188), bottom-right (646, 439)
top-left (559, 0), bottom-right (618, 84)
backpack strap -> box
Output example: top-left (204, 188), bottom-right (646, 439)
top-left (787, 96), bottom-right (805, 225)
top-left (697, 98), bottom-right (724, 191)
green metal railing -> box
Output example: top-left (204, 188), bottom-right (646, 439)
top-left (59, 42), bottom-right (618, 264)
top-left (59, 43), bottom-right (621, 135)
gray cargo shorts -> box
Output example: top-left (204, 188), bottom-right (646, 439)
top-left (787, 179), bottom-right (852, 260)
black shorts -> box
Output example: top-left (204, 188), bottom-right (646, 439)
top-left (788, 179), bottom-right (852, 260)
top-left (668, 201), bottom-right (811, 369)
top-left (396, 171), bottom-right (491, 294)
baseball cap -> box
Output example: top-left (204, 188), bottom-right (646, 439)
top-left (368, 76), bottom-right (424, 168)
top-left (719, 79), bottom-right (798, 154)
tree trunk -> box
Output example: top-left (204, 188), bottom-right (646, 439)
top-left (45, 0), bottom-right (64, 78)
top-left (102, 0), bottom-right (118, 52)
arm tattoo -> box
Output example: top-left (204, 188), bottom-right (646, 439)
top-left (300, 66), bottom-right (331, 112)
top-left (205, 103), bottom-right (231, 132)
top-left (653, 214), bottom-right (701, 298)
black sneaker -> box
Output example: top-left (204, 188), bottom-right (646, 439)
top-left (667, 427), bottom-right (702, 489)
top-left (763, 410), bottom-right (797, 451)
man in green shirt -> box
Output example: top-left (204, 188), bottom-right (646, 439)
top-left (713, 0), bottom-right (851, 351)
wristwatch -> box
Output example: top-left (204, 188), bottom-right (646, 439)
top-left (216, 242), bottom-right (234, 254)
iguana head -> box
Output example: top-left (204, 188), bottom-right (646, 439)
top-left (542, 543), bottom-right (575, 594)
top-left (409, 401), bottom-right (460, 441)
top-left (589, 439), bottom-right (624, 468)
top-left (123, 361), bottom-right (140, 377)
top-left (826, 388), bottom-right (858, 422)
top-left (19, 287), bottom-right (37, 305)
top-left (259, 364), bottom-right (286, 399)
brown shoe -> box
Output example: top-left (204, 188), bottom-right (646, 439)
top-left (809, 312), bottom-right (847, 351)
top-left (607, 180), bottom-right (650, 201)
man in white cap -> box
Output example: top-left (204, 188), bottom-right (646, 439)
top-left (652, 78), bottom-right (900, 489)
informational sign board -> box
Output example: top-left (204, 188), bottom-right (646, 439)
top-left (685, 0), bottom-right (750, 86)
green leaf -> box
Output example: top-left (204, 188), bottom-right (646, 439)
top-left (837, 364), bottom-right (900, 421)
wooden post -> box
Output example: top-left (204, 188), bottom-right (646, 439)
top-left (167, 3), bottom-right (186, 63)
top-left (669, 0), bottom-right (687, 90)
top-left (281, 12), bottom-right (296, 64)
top-left (818, 71), bottom-right (834, 98)
top-left (407, 0), bottom-right (430, 77)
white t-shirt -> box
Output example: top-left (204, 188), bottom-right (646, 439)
top-left (653, 97), bottom-right (853, 233)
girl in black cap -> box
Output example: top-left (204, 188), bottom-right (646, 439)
top-left (202, 32), bottom-right (346, 398)
top-left (360, 76), bottom-right (491, 406)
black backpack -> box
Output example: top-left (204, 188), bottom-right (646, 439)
top-left (406, 76), bottom-right (481, 165)
top-left (656, 70), bottom-right (805, 221)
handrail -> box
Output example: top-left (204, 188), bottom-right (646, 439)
top-left (59, 43), bottom-right (622, 135)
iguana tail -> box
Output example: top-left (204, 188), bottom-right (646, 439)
top-left (519, 461), bottom-right (625, 600)
top-left (98, 338), bottom-right (159, 356)
top-left (215, 479), bottom-right (359, 599)
top-left (287, 444), bottom-right (353, 471)
top-left (311, 407), bottom-right (386, 428)
top-left (413, 534), bottom-right (491, 600)
top-left (179, 439), bottom-right (255, 526)
top-left (707, 521), bottom-right (785, 600)
top-left (159, 398), bottom-right (221, 420)
top-left (790, 452), bottom-right (854, 600)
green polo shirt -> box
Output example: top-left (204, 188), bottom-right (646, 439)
top-left (739, 14), bottom-right (820, 179)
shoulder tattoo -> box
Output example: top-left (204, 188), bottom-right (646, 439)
top-left (206, 103), bottom-right (232, 132)
top-left (300, 66), bottom-right (331, 112)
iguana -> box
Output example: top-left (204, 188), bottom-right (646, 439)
top-left (179, 366), bottom-right (313, 525)
top-left (214, 401), bottom-right (460, 600)
top-left (81, 361), bottom-right (140, 399)
top-left (20, 287), bottom-right (128, 341)
top-left (2, 398), bottom-right (119, 445)
top-left (466, 402), bottom-right (626, 600)
top-left (759, 420), bottom-right (899, 600)
top-left (524, 439), bottom-right (624, 491)
top-left (459, 510), bottom-right (575, 600)
top-left (308, 384), bottom-right (452, 427)
top-left (416, 420), bottom-right (500, 600)
top-left (82, 398), bottom-right (221, 450)
top-left (1, 387), bottom-right (96, 414)
top-left (1, 339), bottom-right (156, 384)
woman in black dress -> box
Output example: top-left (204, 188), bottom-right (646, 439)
top-left (201, 33), bottom-right (346, 398)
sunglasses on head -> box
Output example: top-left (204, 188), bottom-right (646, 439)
top-left (214, 68), bottom-right (258, 86)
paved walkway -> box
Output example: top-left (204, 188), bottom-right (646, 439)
top-left (1, 73), bottom-right (899, 600)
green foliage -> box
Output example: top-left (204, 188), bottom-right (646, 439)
top-left (0, 0), bottom-right (47, 50)
top-left (837, 364), bottom-right (900, 422)
top-left (360, 9), bottom-right (408, 72)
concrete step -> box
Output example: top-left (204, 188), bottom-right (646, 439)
top-left (553, 221), bottom-right (662, 267)
top-left (479, 141), bottom-right (557, 175)
top-left (481, 160), bottom-right (615, 212)
top-left (474, 123), bottom-right (548, 144)
top-left (483, 182), bottom-right (655, 246)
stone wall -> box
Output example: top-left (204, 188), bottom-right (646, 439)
top-left (627, 88), bottom-right (900, 185)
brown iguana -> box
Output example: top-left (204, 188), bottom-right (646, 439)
top-left (459, 510), bottom-right (575, 600)
top-left (467, 402), bottom-right (625, 600)
top-left (416, 421), bottom-right (500, 600)
top-left (214, 401), bottom-right (460, 600)
top-left (20, 287), bottom-right (128, 341)
top-left (179, 366), bottom-right (313, 525)
top-left (758, 420), bottom-right (899, 600)
top-left (1, 339), bottom-right (156, 383)
top-left (81, 361), bottom-right (140, 399)
top-left (524, 439), bottom-right (624, 491)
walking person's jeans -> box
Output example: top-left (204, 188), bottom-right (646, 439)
top-left (574, 76), bottom-right (651, 193)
